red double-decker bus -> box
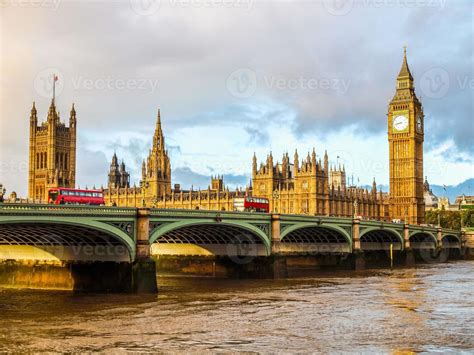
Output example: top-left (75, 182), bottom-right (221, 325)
top-left (48, 188), bottom-right (105, 205)
top-left (233, 196), bottom-right (269, 213)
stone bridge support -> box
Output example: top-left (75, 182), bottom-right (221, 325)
top-left (403, 224), bottom-right (415, 266)
top-left (134, 208), bottom-right (158, 293)
top-left (351, 218), bottom-right (364, 270)
top-left (437, 228), bottom-right (443, 249)
top-left (463, 231), bottom-right (474, 260)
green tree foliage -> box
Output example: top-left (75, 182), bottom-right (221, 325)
top-left (425, 209), bottom-right (474, 230)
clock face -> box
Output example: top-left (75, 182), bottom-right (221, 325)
top-left (416, 116), bottom-right (423, 133)
top-left (393, 115), bottom-right (408, 131)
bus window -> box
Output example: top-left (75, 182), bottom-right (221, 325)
top-left (49, 190), bottom-right (59, 202)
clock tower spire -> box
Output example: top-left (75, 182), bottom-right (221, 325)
top-left (388, 47), bottom-right (425, 225)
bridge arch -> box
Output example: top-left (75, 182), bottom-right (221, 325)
top-left (441, 234), bottom-right (461, 249)
top-left (0, 219), bottom-right (135, 262)
top-left (279, 223), bottom-right (352, 253)
top-left (359, 227), bottom-right (404, 251)
top-left (409, 232), bottom-right (437, 249)
top-left (149, 219), bottom-right (271, 256)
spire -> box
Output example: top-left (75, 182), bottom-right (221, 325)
top-left (142, 159), bottom-right (146, 175)
top-left (69, 103), bottom-right (76, 124)
top-left (324, 149), bottom-right (329, 172)
top-left (252, 152), bottom-right (257, 175)
top-left (30, 101), bottom-right (37, 123)
top-left (111, 152), bottom-right (118, 167)
top-left (398, 46), bottom-right (413, 80)
top-left (153, 108), bottom-right (164, 150)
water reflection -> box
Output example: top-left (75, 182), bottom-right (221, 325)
top-left (0, 262), bottom-right (473, 353)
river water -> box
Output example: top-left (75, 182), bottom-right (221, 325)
top-left (0, 261), bottom-right (473, 353)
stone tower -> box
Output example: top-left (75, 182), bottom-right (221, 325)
top-left (28, 100), bottom-right (77, 201)
top-left (388, 48), bottom-right (425, 224)
top-left (141, 109), bottom-right (172, 198)
top-left (108, 153), bottom-right (130, 189)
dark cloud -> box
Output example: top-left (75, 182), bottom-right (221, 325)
top-left (1, 1), bottom-right (472, 195)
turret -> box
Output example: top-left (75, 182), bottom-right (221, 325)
top-left (324, 150), bottom-right (329, 173)
top-left (69, 103), bottom-right (76, 127)
top-left (252, 153), bottom-right (257, 176)
top-left (142, 159), bottom-right (147, 180)
top-left (47, 99), bottom-right (58, 123)
top-left (30, 102), bottom-right (37, 126)
top-left (267, 151), bottom-right (273, 174)
top-left (293, 149), bottom-right (299, 174)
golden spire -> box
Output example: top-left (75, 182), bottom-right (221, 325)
top-left (397, 46), bottom-right (413, 81)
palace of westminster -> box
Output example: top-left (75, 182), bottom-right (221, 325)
top-left (27, 49), bottom-right (426, 224)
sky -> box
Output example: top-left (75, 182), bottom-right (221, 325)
top-left (0, 0), bottom-right (473, 197)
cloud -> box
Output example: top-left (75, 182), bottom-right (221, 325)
top-left (1, 1), bottom-right (472, 196)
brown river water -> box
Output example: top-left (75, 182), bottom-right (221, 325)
top-left (0, 261), bottom-right (473, 353)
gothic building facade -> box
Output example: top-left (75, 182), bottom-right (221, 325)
top-left (108, 153), bottom-right (130, 189)
top-left (251, 150), bottom-right (389, 218)
top-left (28, 99), bottom-right (76, 201)
top-left (103, 110), bottom-right (245, 209)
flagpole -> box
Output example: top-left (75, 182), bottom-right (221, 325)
top-left (52, 73), bottom-right (55, 104)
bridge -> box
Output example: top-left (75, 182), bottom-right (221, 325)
top-left (0, 204), bottom-right (466, 292)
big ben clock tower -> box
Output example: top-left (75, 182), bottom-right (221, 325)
top-left (388, 48), bottom-right (425, 225)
